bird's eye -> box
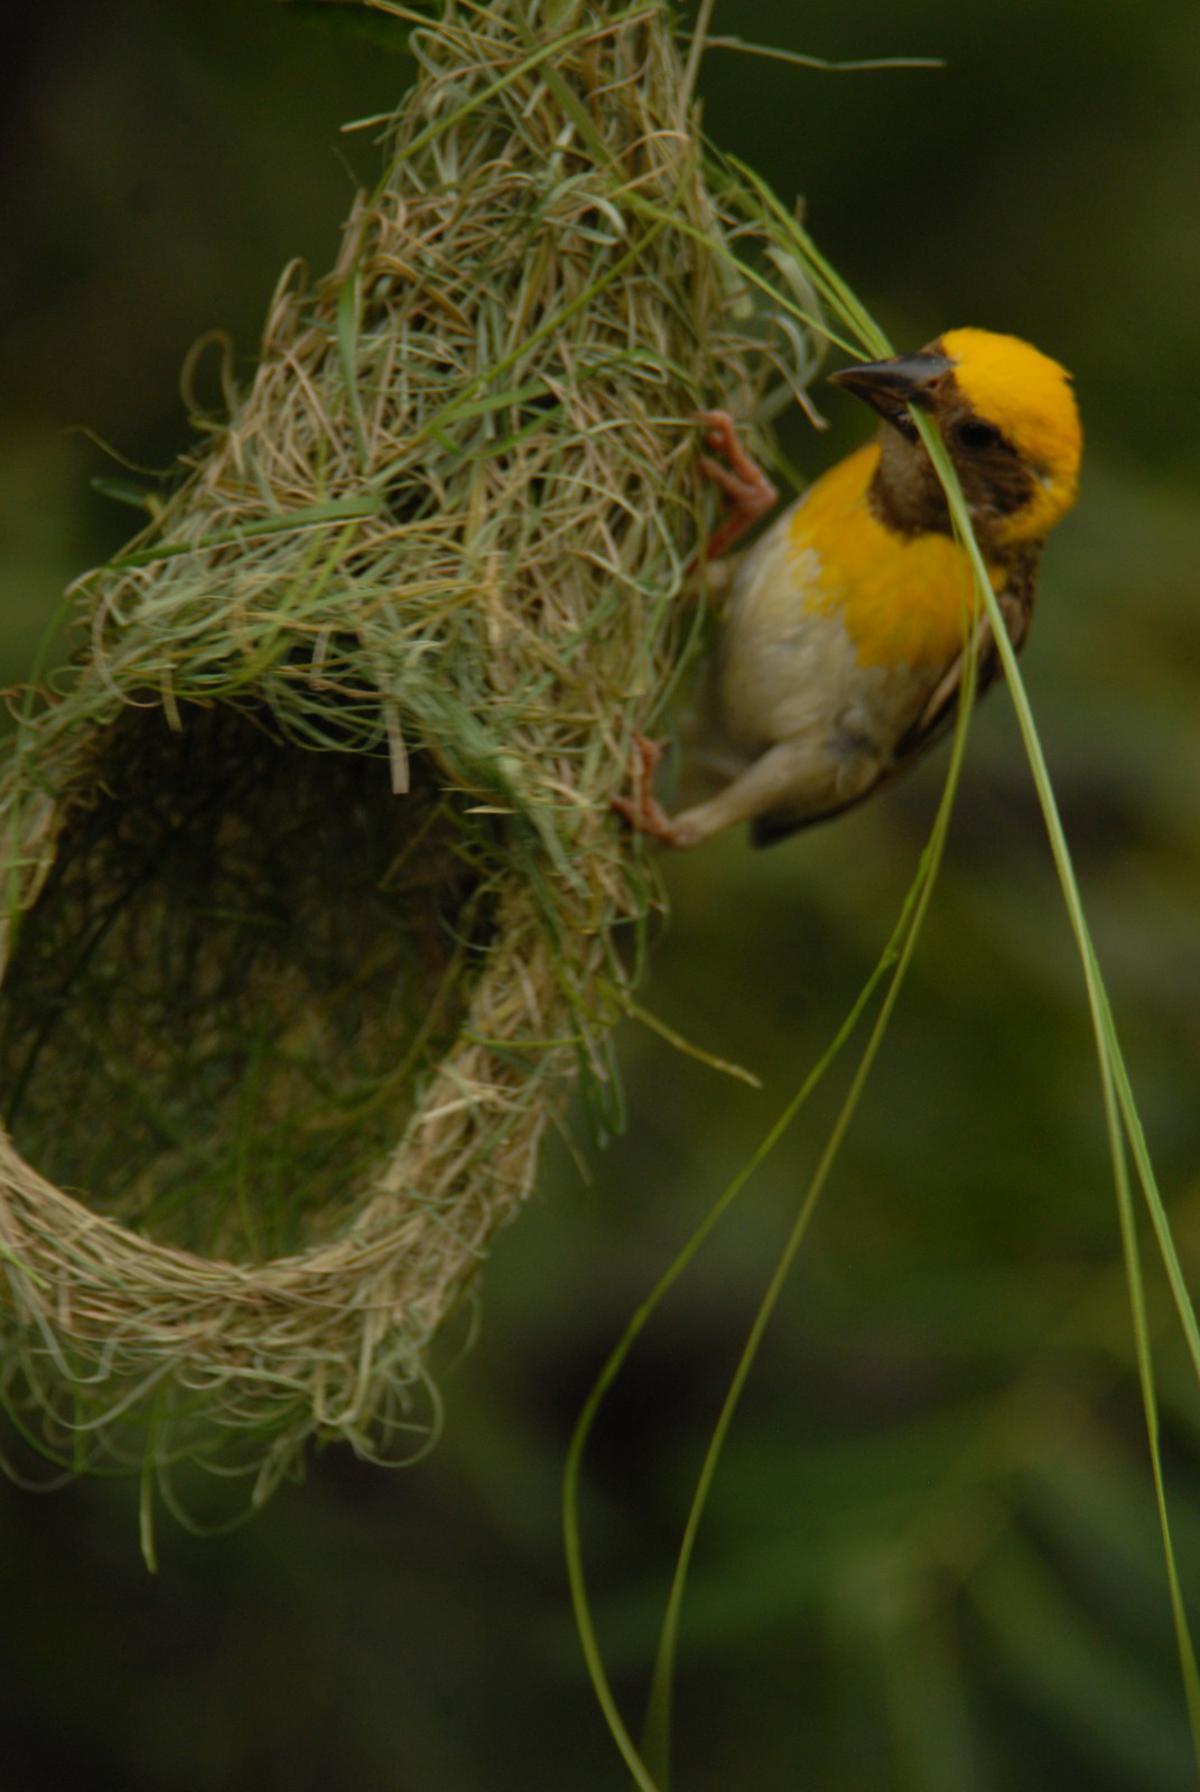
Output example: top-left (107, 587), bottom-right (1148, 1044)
top-left (954, 418), bottom-right (1006, 452)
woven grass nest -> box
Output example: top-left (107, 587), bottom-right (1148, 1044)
top-left (0, 0), bottom-right (815, 1511)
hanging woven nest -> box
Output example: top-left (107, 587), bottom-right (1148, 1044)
top-left (0, 0), bottom-right (814, 1508)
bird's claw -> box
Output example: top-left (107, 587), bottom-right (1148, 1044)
top-left (612, 732), bottom-right (679, 846)
top-left (693, 409), bottom-right (778, 560)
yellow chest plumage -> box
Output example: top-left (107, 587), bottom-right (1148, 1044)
top-left (787, 443), bottom-right (995, 669)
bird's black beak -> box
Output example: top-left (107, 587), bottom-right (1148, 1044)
top-left (828, 350), bottom-right (953, 430)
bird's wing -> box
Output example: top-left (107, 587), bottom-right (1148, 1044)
top-left (892, 566), bottom-right (1035, 767)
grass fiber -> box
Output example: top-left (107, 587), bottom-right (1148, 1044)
top-left (0, 0), bottom-right (815, 1517)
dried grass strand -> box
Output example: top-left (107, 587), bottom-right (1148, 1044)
top-left (0, 0), bottom-right (811, 1508)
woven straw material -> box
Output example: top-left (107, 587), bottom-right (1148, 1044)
top-left (0, 0), bottom-right (803, 1504)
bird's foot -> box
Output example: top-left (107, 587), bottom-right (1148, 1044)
top-left (611, 732), bottom-right (679, 846)
top-left (694, 409), bottom-right (778, 560)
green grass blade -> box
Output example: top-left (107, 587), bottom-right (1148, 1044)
top-left (910, 411), bottom-right (1200, 1765)
top-left (336, 263), bottom-right (370, 467)
top-left (565, 616), bottom-right (986, 1786)
top-left (638, 579), bottom-right (983, 1786)
top-left (566, 70), bottom-right (1200, 1790)
top-left (562, 818), bottom-right (943, 1788)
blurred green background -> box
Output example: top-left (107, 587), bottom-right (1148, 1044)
top-left (2, 2), bottom-right (1199, 1787)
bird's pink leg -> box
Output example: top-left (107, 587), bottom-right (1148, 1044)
top-left (694, 409), bottom-right (778, 561)
top-left (611, 732), bottom-right (679, 846)
top-left (614, 414), bottom-right (776, 846)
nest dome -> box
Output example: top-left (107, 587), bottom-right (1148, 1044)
top-left (0, 0), bottom-right (808, 1513)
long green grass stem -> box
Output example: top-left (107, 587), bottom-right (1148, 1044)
top-left (638, 648), bottom-right (983, 1788)
top-left (567, 158), bottom-right (1200, 1782)
top-left (912, 413), bottom-right (1200, 1762)
top-left (564, 562), bottom-right (985, 1789)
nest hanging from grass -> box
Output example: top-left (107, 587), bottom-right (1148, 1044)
top-left (0, 0), bottom-right (815, 1509)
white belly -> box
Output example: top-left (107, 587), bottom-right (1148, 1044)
top-left (682, 520), bottom-right (942, 801)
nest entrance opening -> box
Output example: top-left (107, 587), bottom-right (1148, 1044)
top-left (0, 706), bottom-right (489, 1265)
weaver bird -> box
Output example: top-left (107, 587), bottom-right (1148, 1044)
top-left (618, 327), bottom-right (1082, 848)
